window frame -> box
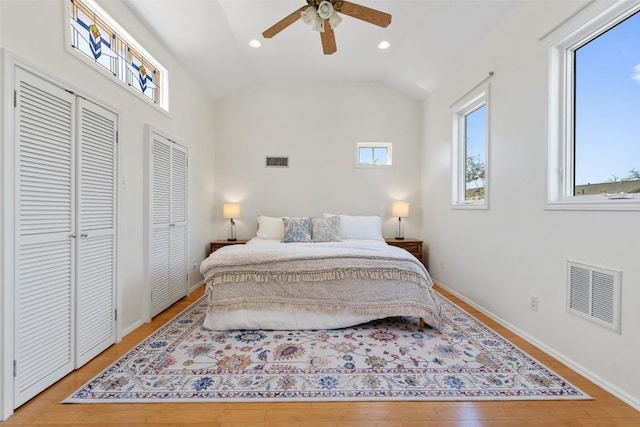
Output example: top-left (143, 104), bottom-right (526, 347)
top-left (65, 0), bottom-right (169, 112)
top-left (547, 1), bottom-right (640, 211)
top-left (451, 83), bottom-right (490, 209)
top-left (354, 142), bottom-right (393, 168)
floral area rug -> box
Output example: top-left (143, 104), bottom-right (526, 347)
top-left (65, 293), bottom-right (589, 402)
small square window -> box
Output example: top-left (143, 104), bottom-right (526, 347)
top-left (355, 142), bottom-right (392, 167)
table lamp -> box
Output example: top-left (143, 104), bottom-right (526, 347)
top-left (223, 203), bottom-right (240, 241)
top-left (392, 201), bottom-right (409, 240)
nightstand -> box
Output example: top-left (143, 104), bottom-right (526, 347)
top-left (385, 238), bottom-right (423, 264)
top-left (209, 239), bottom-right (249, 255)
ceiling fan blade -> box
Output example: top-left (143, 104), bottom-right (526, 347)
top-left (337, 1), bottom-right (392, 28)
top-left (262, 6), bottom-right (307, 38)
top-left (320, 20), bottom-right (337, 55)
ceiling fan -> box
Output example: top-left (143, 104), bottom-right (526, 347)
top-left (262, 0), bottom-right (392, 55)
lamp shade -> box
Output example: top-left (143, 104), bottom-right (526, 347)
top-left (223, 203), bottom-right (240, 219)
top-left (392, 201), bottom-right (409, 218)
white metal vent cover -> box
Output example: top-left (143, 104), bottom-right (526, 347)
top-left (265, 156), bottom-right (289, 168)
top-left (567, 261), bottom-right (621, 333)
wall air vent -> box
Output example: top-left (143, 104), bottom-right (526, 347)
top-left (265, 156), bottom-right (289, 168)
top-left (567, 261), bottom-right (621, 333)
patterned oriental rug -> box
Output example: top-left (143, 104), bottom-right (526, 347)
top-left (65, 293), bottom-right (589, 403)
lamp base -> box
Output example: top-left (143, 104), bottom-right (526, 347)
top-left (227, 218), bottom-right (237, 241)
top-left (395, 217), bottom-right (405, 240)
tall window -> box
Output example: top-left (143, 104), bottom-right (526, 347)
top-left (452, 85), bottom-right (489, 208)
top-left (548, 3), bottom-right (640, 209)
top-left (67, 0), bottom-right (168, 110)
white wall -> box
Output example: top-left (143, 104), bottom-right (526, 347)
top-left (0, 0), bottom-right (215, 418)
top-left (422, 0), bottom-right (640, 407)
top-left (213, 81), bottom-right (422, 240)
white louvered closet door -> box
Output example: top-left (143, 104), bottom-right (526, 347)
top-left (14, 68), bottom-right (76, 407)
top-left (149, 131), bottom-right (188, 317)
top-left (150, 134), bottom-right (171, 316)
top-left (75, 99), bottom-right (117, 368)
top-left (169, 144), bottom-right (188, 304)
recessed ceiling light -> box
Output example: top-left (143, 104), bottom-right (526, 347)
top-left (377, 41), bottom-right (391, 50)
top-left (249, 39), bottom-right (262, 48)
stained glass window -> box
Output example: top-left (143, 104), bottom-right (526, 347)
top-left (68, 0), bottom-right (164, 108)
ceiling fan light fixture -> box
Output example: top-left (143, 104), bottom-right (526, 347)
top-left (301, 6), bottom-right (324, 32)
top-left (317, 1), bottom-right (334, 19)
top-left (311, 15), bottom-right (324, 32)
top-left (328, 11), bottom-right (342, 29)
top-left (248, 39), bottom-right (262, 48)
top-left (265, 1), bottom-right (392, 54)
top-left (301, 6), bottom-right (317, 25)
top-left (377, 40), bottom-right (391, 50)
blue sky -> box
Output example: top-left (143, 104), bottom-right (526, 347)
top-left (574, 10), bottom-right (640, 185)
top-left (465, 104), bottom-right (486, 188)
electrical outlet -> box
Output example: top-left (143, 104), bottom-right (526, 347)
top-left (191, 262), bottom-right (199, 270)
top-left (529, 295), bottom-right (538, 311)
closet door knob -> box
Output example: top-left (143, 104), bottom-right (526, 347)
top-left (70, 234), bottom-right (77, 239)
top-left (80, 233), bottom-right (88, 238)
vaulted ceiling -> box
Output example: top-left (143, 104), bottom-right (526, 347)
top-left (123, 0), bottom-right (519, 100)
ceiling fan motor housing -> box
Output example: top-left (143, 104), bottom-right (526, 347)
top-left (307, 0), bottom-right (345, 12)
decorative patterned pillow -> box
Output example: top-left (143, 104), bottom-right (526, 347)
top-left (311, 216), bottom-right (341, 242)
top-left (282, 217), bottom-right (311, 243)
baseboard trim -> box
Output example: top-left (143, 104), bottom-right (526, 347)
top-left (120, 320), bottom-right (144, 338)
top-left (434, 279), bottom-right (640, 412)
top-left (189, 280), bottom-right (204, 293)
top-left (122, 282), bottom-right (203, 339)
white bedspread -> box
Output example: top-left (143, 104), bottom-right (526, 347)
top-left (200, 238), bottom-right (441, 331)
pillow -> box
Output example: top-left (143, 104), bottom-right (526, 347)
top-left (257, 215), bottom-right (285, 240)
top-left (311, 216), bottom-right (341, 242)
top-left (282, 217), bottom-right (311, 243)
top-left (323, 214), bottom-right (384, 241)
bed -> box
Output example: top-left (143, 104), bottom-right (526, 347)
top-left (199, 214), bottom-right (442, 331)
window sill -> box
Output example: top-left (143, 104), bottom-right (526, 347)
top-left (354, 164), bottom-right (394, 169)
top-left (451, 203), bottom-right (488, 210)
top-left (545, 199), bottom-right (640, 211)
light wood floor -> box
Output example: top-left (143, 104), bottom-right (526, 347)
top-left (3, 286), bottom-right (639, 426)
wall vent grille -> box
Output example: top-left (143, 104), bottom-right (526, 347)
top-left (567, 261), bottom-right (621, 333)
top-left (265, 156), bottom-right (289, 168)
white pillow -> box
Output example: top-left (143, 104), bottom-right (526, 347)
top-left (323, 214), bottom-right (384, 241)
top-left (256, 215), bottom-right (285, 240)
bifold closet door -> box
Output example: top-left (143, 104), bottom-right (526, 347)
top-left (150, 135), bottom-right (171, 316)
top-left (75, 98), bottom-right (117, 368)
top-left (169, 145), bottom-right (188, 305)
top-left (13, 67), bottom-right (117, 407)
top-left (14, 67), bottom-right (76, 407)
top-left (149, 132), bottom-right (188, 317)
